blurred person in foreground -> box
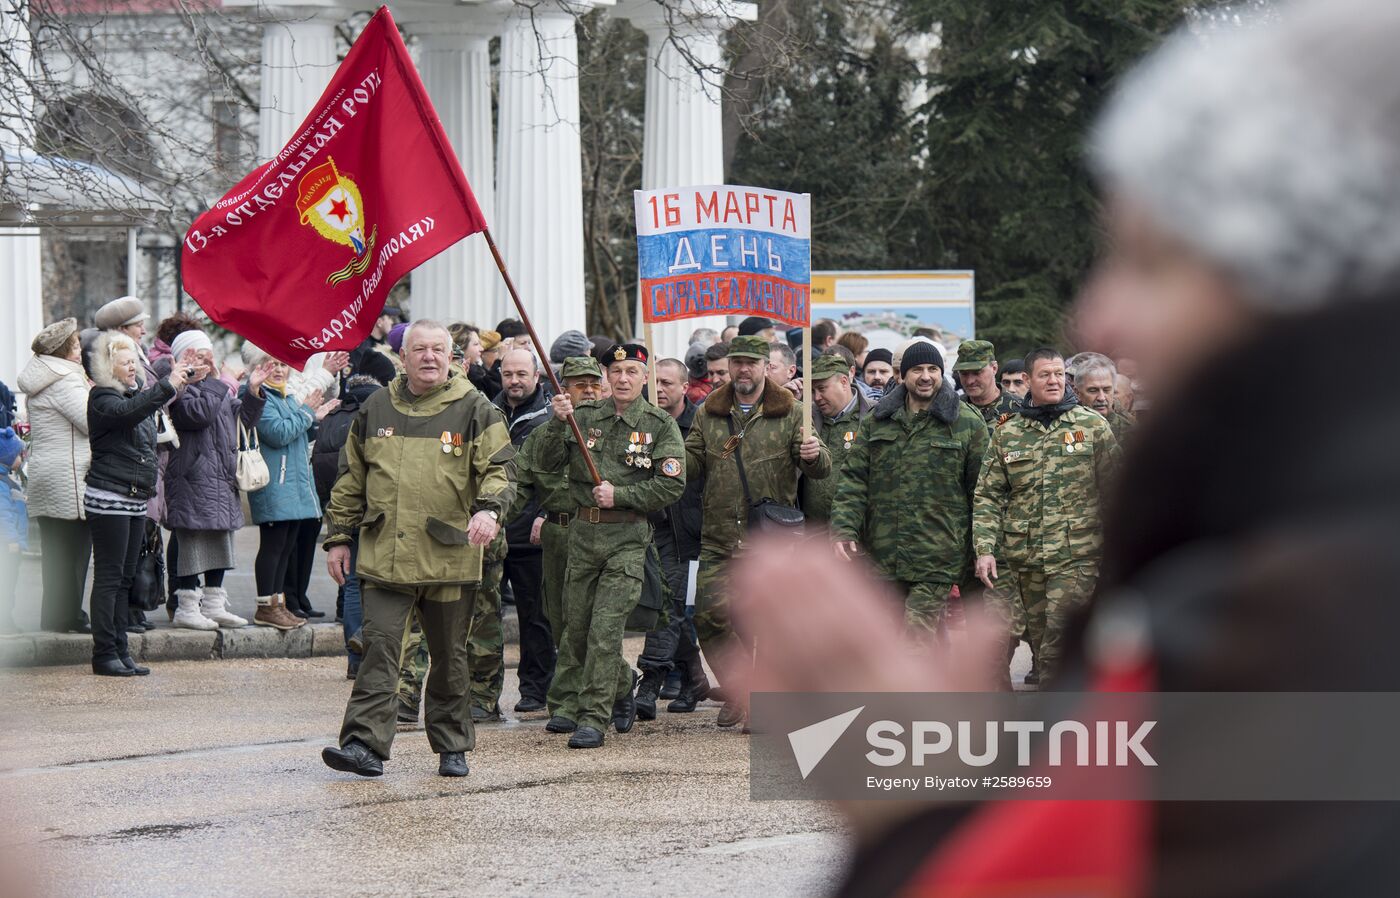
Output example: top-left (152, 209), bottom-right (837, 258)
top-left (727, 1), bottom-right (1400, 894)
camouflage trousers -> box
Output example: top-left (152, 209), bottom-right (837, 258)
top-left (339, 581), bottom-right (473, 759)
top-left (547, 519), bottom-right (646, 731)
top-left (1008, 561), bottom-right (1098, 682)
top-left (399, 558), bottom-right (505, 716)
top-left (892, 580), bottom-right (956, 635)
top-left (692, 552), bottom-right (738, 676)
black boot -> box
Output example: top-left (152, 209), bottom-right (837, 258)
top-left (635, 669), bottom-right (664, 721)
top-left (120, 656), bottom-right (150, 676)
top-left (568, 726), bottom-right (605, 749)
top-left (612, 669), bottom-right (640, 733)
top-left (321, 738), bottom-right (383, 777)
top-left (92, 658), bottom-right (136, 677)
top-left (438, 752), bottom-right (469, 777)
top-left (659, 670), bottom-right (682, 701)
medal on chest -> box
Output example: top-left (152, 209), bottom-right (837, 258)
top-left (626, 431), bottom-right (653, 468)
top-left (843, 430), bottom-right (855, 450)
top-left (441, 431), bottom-right (463, 456)
top-left (585, 427), bottom-right (601, 450)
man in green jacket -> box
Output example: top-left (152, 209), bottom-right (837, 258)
top-left (830, 341), bottom-right (988, 635)
top-left (686, 334), bottom-right (830, 727)
top-left (802, 353), bottom-right (875, 524)
top-left (536, 343), bottom-right (685, 749)
top-left (973, 348), bottom-right (1119, 683)
top-left (320, 320), bottom-right (515, 779)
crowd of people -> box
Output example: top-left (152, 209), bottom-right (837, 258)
top-left (0, 294), bottom-right (1141, 764)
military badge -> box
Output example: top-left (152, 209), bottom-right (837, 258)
top-left (660, 458), bottom-right (681, 478)
top-left (614, 346), bottom-right (627, 361)
top-left (585, 427), bottom-right (601, 449)
top-left (295, 156), bottom-right (378, 286)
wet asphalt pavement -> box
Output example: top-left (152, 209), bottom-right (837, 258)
top-left (0, 639), bottom-right (846, 898)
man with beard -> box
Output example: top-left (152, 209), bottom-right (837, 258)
top-left (860, 348), bottom-right (895, 400)
top-left (954, 339), bottom-right (1021, 429)
top-left (686, 334), bottom-right (829, 727)
top-left (829, 342), bottom-right (987, 636)
top-left (973, 348), bottom-right (1118, 681)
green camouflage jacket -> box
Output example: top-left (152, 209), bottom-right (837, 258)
top-left (802, 389), bottom-right (876, 523)
top-left (972, 401), bottom-right (1118, 571)
top-left (963, 389), bottom-right (1023, 432)
top-left (536, 397), bottom-right (686, 514)
top-left (686, 379), bottom-right (832, 555)
top-left (829, 381), bottom-right (988, 584)
top-left (509, 423), bottom-right (572, 520)
top-left (325, 371), bottom-right (515, 589)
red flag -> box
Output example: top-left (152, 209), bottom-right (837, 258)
top-left (181, 6), bottom-right (485, 367)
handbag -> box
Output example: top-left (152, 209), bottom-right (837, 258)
top-left (155, 408), bottom-right (180, 448)
top-left (725, 416), bottom-right (805, 535)
top-left (236, 419), bottom-right (271, 492)
top-left (130, 519), bottom-right (165, 611)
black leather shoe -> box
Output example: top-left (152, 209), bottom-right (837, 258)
top-left (142, 620), bottom-right (157, 631)
top-left (120, 657), bottom-right (150, 676)
top-left (438, 751), bottom-right (469, 777)
top-left (472, 705), bottom-right (502, 723)
top-left (659, 674), bottom-right (682, 701)
top-left (667, 684), bottom-right (702, 713)
top-left (125, 622), bottom-right (146, 635)
top-left (303, 608), bottom-right (326, 619)
top-left (289, 608), bottom-right (309, 619)
top-left (321, 738), bottom-right (383, 777)
top-left (92, 658), bottom-right (136, 677)
top-left (717, 701), bottom-right (744, 728)
top-left (567, 726), bottom-right (605, 749)
top-left (612, 669), bottom-right (640, 733)
top-left (514, 696), bottom-right (546, 713)
top-left (67, 621), bottom-right (92, 635)
top-left (545, 715), bottom-right (577, 733)
top-left (635, 669), bottom-right (663, 722)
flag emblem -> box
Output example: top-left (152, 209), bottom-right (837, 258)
top-left (296, 157), bottom-right (378, 285)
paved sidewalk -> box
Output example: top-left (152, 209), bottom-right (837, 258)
top-left (4, 523), bottom-right (520, 667)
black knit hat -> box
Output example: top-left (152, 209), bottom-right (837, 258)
top-left (900, 340), bottom-right (944, 376)
top-left (864, 348), bottom-right (893, 369)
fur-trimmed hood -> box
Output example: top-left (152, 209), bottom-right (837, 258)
top-left (702, 378), bottom-right (796, 419)
top-left (88, 331), bottom-right (146, 392)
top-left (872, 379), bottom-right (961, 424)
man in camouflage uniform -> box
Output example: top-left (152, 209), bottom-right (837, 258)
top-left (955, 338), bottom-right (1028, 677)
top-left (830, 341), bottom-right (988, 635)
top-left (321, 320), bottom-right (513, 779)
top-left (686, 334), bottom-right (830, 728)
top-left (512, 356), bottom-right (604, 660)
top-left (802, 353), bottom-right (875, 524)
top-left (536, 343), bottom-right (685, 749)
top-left (956, 339), bottom-right (1022, 428)
top-left (974, 348), bottom-right (1118, 683)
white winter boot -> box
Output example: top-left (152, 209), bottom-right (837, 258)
top-left (199, 587), bottom-right (248, 629)
top-left (172, 589), bottom-right (218, 631)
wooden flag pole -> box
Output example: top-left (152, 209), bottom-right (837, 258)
top-left (802, 325), bottom-right (813, 441)
top-left (482, 229), bottom-right (602, 486)
top-left (644, 321), bottom-right (658, 406)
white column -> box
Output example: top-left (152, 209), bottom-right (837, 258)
top-left (255, 7), bottom-right (341, 162)
top-left (411, 27), bottom-right (500, 326)
top-left (1, 0), bottom-right (44, 383)
top-left (629, 1), bottom-right (756, 359)
top-left (495, 3), bottom-right (589, 342)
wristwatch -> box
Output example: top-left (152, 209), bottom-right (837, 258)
top-left (483, 510), bottom-right (499, 521)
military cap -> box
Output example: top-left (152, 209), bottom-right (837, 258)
top-left (31, 318), bottom-right (79, 356)
top-left (94, 295), bottom-right (148, 330)
top-left (810, 353), bottom-right (853, 381)
top-left (604, 342), bottom-right (650, 367)
top-left (954, 339), bottom-right (997, 372)
top-left (726, 334), bottom-right (770, 360)
top-left (560, 355), bottom-right (603, 379)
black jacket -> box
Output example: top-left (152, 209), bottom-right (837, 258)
top-left (85, 378), bottom-right (176, 499)
top-left (650, 400), bottom-right (703, 561)
top-left (312, 379), bottom-right (383, 508)
top-left (494, 384), bottom-right (552, 550)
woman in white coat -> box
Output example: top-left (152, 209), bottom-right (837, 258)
top-left (16, 319), bottom-right (93, 633)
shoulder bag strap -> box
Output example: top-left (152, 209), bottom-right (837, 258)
top-left (725, 415), bottom-right (755, 506)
